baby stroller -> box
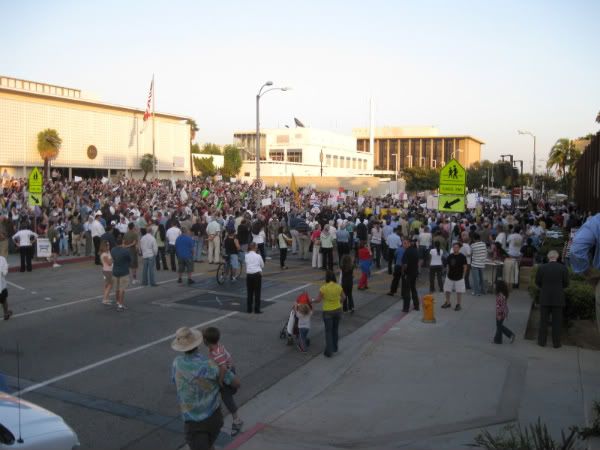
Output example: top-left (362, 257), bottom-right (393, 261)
top-left (279, 291), bottom-right (311, 346)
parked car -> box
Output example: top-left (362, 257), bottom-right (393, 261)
top-left (0, 391), bottom-right (79, 449)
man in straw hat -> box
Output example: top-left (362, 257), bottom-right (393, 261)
top-left (171, 326), bottom-right (240, 450)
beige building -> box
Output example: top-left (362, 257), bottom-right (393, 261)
top-left (353, 126), bottom-right (483, 173)
top-left (0, 75), bottom-right (192, 179)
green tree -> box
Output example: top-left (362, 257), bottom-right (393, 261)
top-left (186, 118), bottom-right (199, 178)
top-left (221, 145), bottom-right (243, 178)
top-left (37, 128), bottom-right (62, 178)
top-left (139, 153), bottom-right (157, 181)
top-left (194, 156), bottom-right (216, 177)
top-left (547, 138), bottom-right (581, 194)
top-left (402, 167), bottom-right (439, 192)
top-left (200, 143), bottom-right (221, 155)
top-left (466, 160), bottom-right (494, 190)
top-left (191, 143), bottom-right (200, 154)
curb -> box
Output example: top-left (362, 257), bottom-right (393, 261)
top-left (8, 256), bottom-right (93, 273)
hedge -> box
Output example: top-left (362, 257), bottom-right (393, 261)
top-left (528, 266), bottom-right (596, 321)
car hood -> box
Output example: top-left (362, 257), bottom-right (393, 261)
top-left (0, 392), bottom-right (75, 439)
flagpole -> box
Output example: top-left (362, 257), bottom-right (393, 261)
top-left (152, 74), bottom-right (157, 178)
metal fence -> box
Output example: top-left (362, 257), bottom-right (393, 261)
top-left (574, 131), bottom-right (600, 213)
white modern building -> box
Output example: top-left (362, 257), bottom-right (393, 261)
top-left (233, 128), bottom-right (379, 178)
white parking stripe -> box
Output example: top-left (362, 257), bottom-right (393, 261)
top-left (14, 311), bottom-right (238, 396)
top-left (12, 276), bottom-right (198, 318)
top-left (7, 281), bottom-right (25, 290)
top-left (266, 283), bottom-right (312, 302)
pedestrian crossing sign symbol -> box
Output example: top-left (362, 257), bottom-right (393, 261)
top-left (439, 159), bottom-right (466, 195)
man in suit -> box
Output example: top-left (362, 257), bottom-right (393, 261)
top-left (535, 250), bottom-right (569, 348)
top-left (401, 238), bottom-right (420, 313)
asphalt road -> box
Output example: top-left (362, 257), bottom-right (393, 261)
top-left (0, 249), bottom-right (404, 450)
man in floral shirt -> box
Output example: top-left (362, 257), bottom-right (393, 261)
top-left (171, 326), bottom-right (240, 450)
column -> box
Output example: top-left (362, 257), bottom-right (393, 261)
top-left (419, 139), bottom-right (423, 167)
top-left (386, 139), bottom-right (390, 171)
top-left (68, 167), bottom-right (72, 181)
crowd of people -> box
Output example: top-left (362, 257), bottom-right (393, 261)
top-left (1, 174), bottom-right (598, 450)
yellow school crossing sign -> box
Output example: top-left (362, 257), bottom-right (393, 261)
top-left (28, 167), bottom-right (43, 206)
top-left (438, 159), bottom-right (466, 212)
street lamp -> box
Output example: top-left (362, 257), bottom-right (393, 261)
top-left (513, 159), bottom-right (524, 200)
top-left (518, 130), bottom-right (536, 198)
top-left (451, 148), bottom-right (463, 160)
top-left (319, 148), bottom-right (324, 177)
top-left (256, 81), bottom-right (291, 181)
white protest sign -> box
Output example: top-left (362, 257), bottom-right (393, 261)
top-left (180, 188), bottom-right (189, 202)
top-left (467, 193), bottom-right (477, 209)
top-left (357, 196), bottom-right (365, 206)
top-left (73, 176), bottom-right (82, 182)
top-left (261, 198), bottom-right (272, 206)
top-left (101, 177), bottom-right (109, 184)
top-left (284, 201), bottom-right (290, 212)
top-left (36, 238), bottom-right (51, 258)
top-left (426, 195), bottom-right (438, 210)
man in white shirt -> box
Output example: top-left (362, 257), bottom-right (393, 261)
top-left (12, 226), bottom-right (38, 272)
top-left (245, 243), bottom-right (264, 314)
top-left (505, 226), bottom-right (524, 288)
top-left (91, 212), bottom-right (106, 265)
top-left (385, 227), bottom-right (401, 275)
top-left (140, 227), bottom-right (158, 286)
top-left (206, 218), bottom-right (221, 264)
top-left (166, 223), bottom-right (182, 272)
top-left (117, 216), bottom-right (129, 235)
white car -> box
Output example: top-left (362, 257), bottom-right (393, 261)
top-left (0, 392), bottom-right (79, 449)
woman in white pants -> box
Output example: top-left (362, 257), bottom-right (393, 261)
top-left (311, 224), bottom-right (322, 269)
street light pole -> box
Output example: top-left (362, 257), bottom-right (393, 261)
top-left (255, 81), bottom-right (291, 182)
top-left (518, 130), bottom-right (536, 198)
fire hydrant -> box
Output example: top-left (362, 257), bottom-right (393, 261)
top-left (422, 294), bottom-right (436, 323)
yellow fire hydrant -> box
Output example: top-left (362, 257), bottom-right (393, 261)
top-left (422, 294), bottom-right (436, 323)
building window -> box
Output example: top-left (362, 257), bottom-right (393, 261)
top-left (333, 156), bottom-right (338, 168)
top-left (287, 149), bottom-right (302, 163)
top-left (269, 150), bottom-right (284, 161)
top-left (326, 155), bottom-right (331, 167)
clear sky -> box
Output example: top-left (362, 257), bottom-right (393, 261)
top-left (2, 0), bottom-right (599, 173)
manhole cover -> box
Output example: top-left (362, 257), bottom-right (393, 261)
top-left (177, 292), bottom-right (274, 312)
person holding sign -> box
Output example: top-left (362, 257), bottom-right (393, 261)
top-left (12, 225), bottom-right (38, 272)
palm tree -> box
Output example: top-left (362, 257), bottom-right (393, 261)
top-left (37, 129), bottom-right (62, 178)
top-left (186, 119), bottom-right (199, 178)
top-left (596, 110), bottom-right (600, 124)
top-left (547, 138), bottom-right (581, 195)
top-left (139, 153), bottom-right (157, 181)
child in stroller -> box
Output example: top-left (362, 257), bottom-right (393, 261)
top-left (279, 291), bottom-right (312, 351)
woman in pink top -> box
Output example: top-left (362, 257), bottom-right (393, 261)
top-left (100, 240), bottom-right (113, 305)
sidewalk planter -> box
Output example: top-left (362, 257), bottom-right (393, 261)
top-left (528, 266), bottom-right (596, 321)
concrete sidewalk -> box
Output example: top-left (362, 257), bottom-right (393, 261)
top-left (224, 289), bottom-right (600, 450)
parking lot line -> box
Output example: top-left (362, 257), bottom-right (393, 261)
top-left (7, 281), bottom-right (25, 290)
top-left (12, 276), bottom-right (198, 319)
top-left (14, 311), bottom-right (238, 396)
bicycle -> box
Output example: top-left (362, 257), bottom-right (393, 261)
top-left (216, 256), bottom-right (232, 285)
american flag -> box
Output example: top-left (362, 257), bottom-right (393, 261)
top-left (143, 78), bottom-right (153, 121)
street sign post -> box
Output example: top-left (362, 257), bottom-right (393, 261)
top-left (438, 159), bottom-right (466, 212)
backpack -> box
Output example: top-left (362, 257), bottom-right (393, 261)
top-left (226, 218), bottom-right (235, 234)
top-left (251, 221), bottom-right (262, 235)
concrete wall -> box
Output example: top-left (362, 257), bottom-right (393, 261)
top-left (241, 175), bottom-right (385, 191)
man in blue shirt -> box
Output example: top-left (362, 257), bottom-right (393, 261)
top-left (570, 213), bottom-right (600, 331)
top-left (386, 231), bottom-right (405, 296)
top-left (336, 223), bottom-right (350, 265)
top-left (176, 228), bottom-right (195, 285)
top-left (171, 326), bottom-right (239, 450)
